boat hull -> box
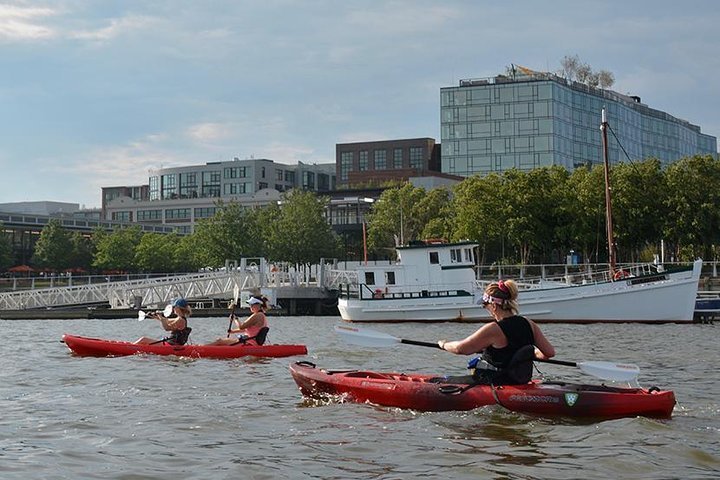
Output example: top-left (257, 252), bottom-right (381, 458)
top-left (62, 334), bottom-right (307, 359)
top-left (289, 362), bottom-right (675, 419)
top-left (338, 260), bottom-right (702, 323)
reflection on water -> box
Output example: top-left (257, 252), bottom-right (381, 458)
top-left (0, 318), bottom-right (719, 479)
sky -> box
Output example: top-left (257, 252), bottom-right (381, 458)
top-left (1, 0), bottom-right (719, 209)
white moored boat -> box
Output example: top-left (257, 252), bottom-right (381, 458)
top-left (333, 240), bottom-right (702, 323)
top-left (335, 108), bottom-right (702, 324)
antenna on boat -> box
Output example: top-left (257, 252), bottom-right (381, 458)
top-left (601, 108), bottom-right (617, 276)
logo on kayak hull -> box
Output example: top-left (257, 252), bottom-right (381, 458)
top-left (564, 392), bottom-right (579, 407)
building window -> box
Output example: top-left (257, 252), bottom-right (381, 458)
top-left (284, 170), bottom-right (296, 184)
top-left (374, 150), bottom-right (387, 170)
top-left (259, 182), bottom-right (268, 189)
top-left (409, 147), bottom-right (424, 169)
top-left (161, 174), bottom-right (177, 199)
top-left (194, 207), bottom-right (216, 218)
top-left (223, 183), bottom-right (247, 195)
top-left (165, 208), bottom-right (190, 220)
top-left (393, 148), bottom-right (403, 168)
top-left (340, 152), bottom-right (353, 181)
top-left (202, 171), bottom-right (221, 197)
top-left (224, 167), bottom-right (245, 179)
top-left (359, 151), bottom-right (369, 171)
top-left (149, 176), bottom-right (160, 200)
top-left (137, 210), bottom-right (162, 221)
top-left (276, 169), bottom-right (284, 181)
top-left (261, 167), bottom-right (266, 178)
top-left (303, 171), bottom-right (315, 190)
top-left (112, 211), bottom-right (131, 222)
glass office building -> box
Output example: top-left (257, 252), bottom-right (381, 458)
top-left (440, 72), bottom-right (717, 177)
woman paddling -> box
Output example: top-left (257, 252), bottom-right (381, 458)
top-left (134, 298), bottom-right (192, 345)
top-left (207, 295), bottom-right (269, 346)
top-left (437, 280), bottom-right (555, 384)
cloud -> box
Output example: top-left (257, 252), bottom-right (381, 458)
top-left (68, 14), bottom-right (157, 42)
top-left (0, 4), bottom-right (56, 40)
top-left (186, 122), bottom-right (233, 143)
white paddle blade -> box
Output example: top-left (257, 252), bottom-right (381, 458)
top-left (334, 325), bottom-right (401, 347)
top-left (233, 285), bottom-right (240, 303)
top-left (163, 304), bottom-right (173, 317)
top-left (577, 361), bottom-right (640, 382)
top-left (138, 310), bottom-right (147, 321)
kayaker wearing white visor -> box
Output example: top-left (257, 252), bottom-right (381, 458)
top-left (207, 295), bottom-right (269, 346)
top-left (436, 280), bottom-right (556, 384)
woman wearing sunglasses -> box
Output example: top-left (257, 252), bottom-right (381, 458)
top-left (437, 280), bottom-right (555, 384)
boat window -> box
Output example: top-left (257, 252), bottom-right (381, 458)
top-left (464, 248), bottom-right (474, 263)
top-left (450, 248), bottom-right (461, 263)
top-left (385, 271), bottom-right (396, 285)
top-left (364, 272), bottom-right (376, 285)
top-left (429, 252), bottom-right (439, 264)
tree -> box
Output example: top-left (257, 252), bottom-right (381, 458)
top-left (69, 232), bottom-right (94, 271)
top-left (92, 226), bottom-right (142, 271)
top-left (451, 174), bottom-right (506, 264)
top-left (610, 159), bottom-right (667, 261)
top-left (32, 219), bottom-right (74, 271)
top-left (366, 183), bottom-right (433, 255)
top-left (265, 190), bottom-right (339, 264)
top-left (135, 233), bottom-right (180, 272)
top-left (559, 54), bottom-right (580, 81)
top-left (190, 201), bottom-right (265, 267)
top-left (664, 155), bottom-right (720, 260)
top-left (0, 223), bottom-right (12, 270)
top-left (597, 70), bottom-right (615, 89)
top-left (566, 164), bottom-right (606, 263)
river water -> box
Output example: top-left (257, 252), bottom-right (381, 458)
top-left (1, 316), bottom-right (718, 479)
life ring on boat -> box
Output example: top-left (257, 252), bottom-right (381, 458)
top-left (613, 269), bottom-right (631, 280)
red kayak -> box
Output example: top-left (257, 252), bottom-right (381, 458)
top-left (289, 361), bottom-right (675, 419)
top-left (62, 334), bottom-right (307, 359)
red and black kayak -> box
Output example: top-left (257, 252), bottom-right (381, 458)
top-left (63, 334), bottom-right (307, 359)
top-left (289, 361), bottom-right (675, 419)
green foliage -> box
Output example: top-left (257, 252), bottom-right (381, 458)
top-left (135, 233), bottom-right (180, 272)
top-left (366, 184), bottom-right (448, 254)
top-left (0, 223), bottom-right (13, 270)
top-left (32, 219), bottom-right (74, 271)
top-left (92, 226), bottom-right (143, 272)
top-left (664, 155), bottom-right (720, 261)
top-left (69, 232), bottom-right (94, 271)
top-left (190, 201), bottom-right (265, 267)
top-left (265, 190), bottom-right (339, 264)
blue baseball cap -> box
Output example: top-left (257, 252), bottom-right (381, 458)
top-left (172, 298), bottom-right (188, 308)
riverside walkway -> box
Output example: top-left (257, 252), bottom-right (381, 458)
top-left (0, 259), bottom-right (339, 313)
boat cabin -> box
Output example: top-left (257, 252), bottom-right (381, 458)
top-left (352, 240), bottom-right (478, 299)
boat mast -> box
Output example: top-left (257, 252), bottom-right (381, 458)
top-left (600, 108), bottom-right (617, 275)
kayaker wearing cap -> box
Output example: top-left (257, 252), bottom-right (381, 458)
top-left (436, 280), bottom-right (555, 384)
top-left (134, 298), bottom-right (193, 345)
top-left (206, 295), bottom-right (269, 346)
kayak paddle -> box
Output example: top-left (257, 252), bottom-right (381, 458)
top-left (138, 304), bottom-right (173, 321)
top-left (227, 285), bottom-right (240, 337)
top-left (333, 325), bottom-right (641, 383)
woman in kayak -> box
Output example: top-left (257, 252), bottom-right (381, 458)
top-left (207, 295), bottom-right (269, 345)
top-left (134, 297), bottom-right (192, 345)
top-left (437, 279), bottom-right (555, 384)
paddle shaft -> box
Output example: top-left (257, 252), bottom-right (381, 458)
top-left (403, 338), bottom-right (573, 365)
top-left (534, 358), bottom-right (575, 367)
top-left (401, 339), bottom-right (441, 349)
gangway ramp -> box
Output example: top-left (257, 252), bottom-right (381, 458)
top-left (0, 271), bottom-right (256, 310)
